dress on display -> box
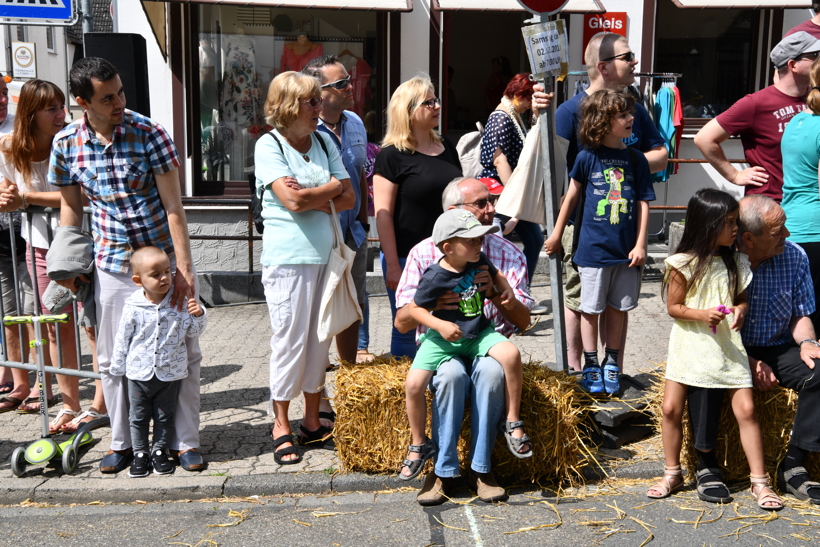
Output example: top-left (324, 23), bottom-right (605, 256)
top-left (280, 43), bottom-right (324, 72)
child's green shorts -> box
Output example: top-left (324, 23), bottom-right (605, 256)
top-left (410, 324), bottom-right (509, 371)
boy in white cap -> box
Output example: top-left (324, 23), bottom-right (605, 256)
top-left (398, 209), bottom-right (531, 482)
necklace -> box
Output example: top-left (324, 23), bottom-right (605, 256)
top-left (283, 132), bottom-right (311, 162)
top-left (320, 117), bottom-right (339, 130)
top-left (500, 96), bottom-right (527, 143)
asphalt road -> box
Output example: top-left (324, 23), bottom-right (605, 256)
top-left (3, 483), bottom-right (819, 547)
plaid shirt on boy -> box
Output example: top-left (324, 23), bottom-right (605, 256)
top-left (741, 240), bottom-right (816, 347)
top-left (49, 109), bottom-right (180, 274)
top-left (395, 233), bottom-right (533, 341)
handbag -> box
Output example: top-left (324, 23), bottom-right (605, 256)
top-left (494, 117), bottom-right (547, 225)
top-left (317, 200), bottom-right (363, 343)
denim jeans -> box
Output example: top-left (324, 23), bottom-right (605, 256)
top-left (358, 291), bottom-right (369, 351)
top-left (380, 252), bottom-right (417, 358)
top-left (127, 375), bottom-right (180, 454)
top-left (510, 220), bottom-right (544, 283)
top-left (429, 355), bottom-right (505, 477)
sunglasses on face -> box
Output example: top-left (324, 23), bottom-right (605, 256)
top-left (794, 52), bottom-right (819, 63)
top-left (301, 97), bottom-right (323, 107)
top-left (462, 195), bottom-right (498, 209)
top-left (601, 51), bottom-right (636, 63)
top-left (321, 76), bottom-right (351, 90)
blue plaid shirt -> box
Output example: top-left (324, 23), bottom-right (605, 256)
top-left (318, 111), bottom-right (367, 247)
top-left (49, 109), bottom-right (181, 274)
top-left (741, 240), bottom-right (815, 347)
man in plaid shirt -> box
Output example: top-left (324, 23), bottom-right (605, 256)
top-left (50, 58), bottom-right (206, 475)
top-left (690, 195), bottom-right (820, 505)
top-left (394, 177), bottom-right (532, 506)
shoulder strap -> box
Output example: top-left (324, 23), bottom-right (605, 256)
top-left (313, 131), bottom-right (329, 158)
top-left (266, 130), bottom-right (284, 154)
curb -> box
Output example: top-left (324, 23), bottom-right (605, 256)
top-left (4, 461), bottom-right (665, 505)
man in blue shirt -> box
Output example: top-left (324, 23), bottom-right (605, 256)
top-left (303, 56), bottom-right (369, 425)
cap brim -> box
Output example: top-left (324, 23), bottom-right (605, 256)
top-left (459, 224), bottom-right (500, 238)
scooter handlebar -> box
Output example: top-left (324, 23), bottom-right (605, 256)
top-left (3, 314), bottom-right (70, 325)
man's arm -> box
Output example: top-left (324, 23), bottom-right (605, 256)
top-left (155, 167), bottom-right (195, 311)
top-left (486, 285), bottom-right (530, 332)
top-left (790, 315), bottom-right (820, 369)
top-left (644, 146), bottom-right (669, 174)
top-left (694, 119), bottom-right (767, 188)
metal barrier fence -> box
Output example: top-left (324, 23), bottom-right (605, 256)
top-left (0, 206), bottom-right (99, 380)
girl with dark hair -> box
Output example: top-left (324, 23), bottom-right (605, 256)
top-left (646, 188), bottom-right (782, 511)
top-left (479, 73), bottom-right (544, 292)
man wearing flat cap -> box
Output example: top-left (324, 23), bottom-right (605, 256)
top-left (695, 31), bottom-right (820, 201)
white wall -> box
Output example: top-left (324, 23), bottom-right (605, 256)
top-left (783, 7), bottom-right (814, 34)
top-left (400, 0), bottom-right (431, 81)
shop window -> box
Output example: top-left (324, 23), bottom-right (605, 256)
top-left (654, 1), bottom-right (756, 119)
top-left (195, 5), bottom-right (378, 192)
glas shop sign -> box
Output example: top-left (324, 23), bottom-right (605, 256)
top-left (582, 13), bottom-right (627, 56)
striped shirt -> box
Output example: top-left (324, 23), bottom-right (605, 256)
top-left (395, 233), bottom-right (533, 341)
top-left (741, 240), bottom-right (815, 347)
top-left (49, 109), bottom-right (180, 274)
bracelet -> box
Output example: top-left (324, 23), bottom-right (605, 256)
top-left (20, 191), bottom-right (28, 210)
top-left (799, 339), bottom-right (820, 348)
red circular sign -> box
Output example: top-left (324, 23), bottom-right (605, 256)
top-left (517, 0), bottom-right (570, 15)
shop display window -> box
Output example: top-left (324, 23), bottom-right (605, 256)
top-left (196, 5), bottom-right (377, 187)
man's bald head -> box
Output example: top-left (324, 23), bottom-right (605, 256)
top-left (441, 177), bottom-right (496, 226)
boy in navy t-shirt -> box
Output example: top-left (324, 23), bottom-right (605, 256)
top-left (545, 89), bottom-right (655, 396)
top-left (397, 209), bottom-right (531, 481)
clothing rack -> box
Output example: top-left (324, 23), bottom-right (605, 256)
top-left (273, 36), bottom-right (364, 43)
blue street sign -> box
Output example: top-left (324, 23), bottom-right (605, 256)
top-left (0, 0), bottom-right (73, 22)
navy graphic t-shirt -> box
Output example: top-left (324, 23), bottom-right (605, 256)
top-left (569, 146), bottom-right (656, 268)
top-left (413, 252), bottom-right (499, 339)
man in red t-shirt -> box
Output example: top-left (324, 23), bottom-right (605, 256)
top-left (695, 32), bottom-right (820, 201)
top-left (786, 3), bottom-right (820, 40)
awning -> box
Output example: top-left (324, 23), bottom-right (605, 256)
top-left (432, 0), bottom-right (604, 11)
top-left (151, 0), bottom-right (412, 10)
top-left (671, 1), bottom-right (809, 7)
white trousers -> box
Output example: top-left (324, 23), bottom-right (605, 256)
top-left (95, 264), bottom-right (202, 451)
top-left (263, 264), bottom-right (331, 403)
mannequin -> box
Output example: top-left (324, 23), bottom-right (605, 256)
top-left (281, 33), bottom-right (323, 72)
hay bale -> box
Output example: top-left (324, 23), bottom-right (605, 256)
top-left (334, 357), bottom-right (594, 484)
top-left (646, 370), bottom-right (820, 483)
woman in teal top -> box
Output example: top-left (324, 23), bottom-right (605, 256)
top-left (254, 72), bottom-right (354, 465)
top-left (781, 62), bottom-right (820, 333)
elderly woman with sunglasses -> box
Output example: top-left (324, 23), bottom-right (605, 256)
top-left (373, 76), bottom-right (463, 358)
top-left (254, 71), bottom-right (355, 465)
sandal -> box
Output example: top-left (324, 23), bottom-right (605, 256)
top-left (60, 409), bottom-right (108, 434)
top-left (16, 396), bottom-right (58, 414)
top-left (49, 408), bottom-right (81, 435)
top-left (778, 466), bottom-right (820, 504)
top-left (750, 473), bottom-right (783, 511)
top-left (696, 467), bottom-right (732, 504)
top-left (503, 420), bottom-right (533, 459)
top-left (399, 437), bottom-right (437, 481)
top-left (0, 395), bottom-right (22, 413)
top-left (318, 410), bottom-right (336, 428)
top-left (646, 465), bottom-right (684, 499)
top-left (272, 434), bottom-right (302, 465)
top-left (0, 382), bottom-right (12, 395)
top-left (297, 424), bottom-right (333, 447)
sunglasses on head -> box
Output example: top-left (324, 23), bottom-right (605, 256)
top-left (601, 51), bottom-right (636, 63)
top-left (321, 76), bottom-right (351, 90)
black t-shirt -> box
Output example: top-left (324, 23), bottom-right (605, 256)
top-left (374, 138), bottom-right (462, 257)
top-left (413, 253), bottom-right (499, 339)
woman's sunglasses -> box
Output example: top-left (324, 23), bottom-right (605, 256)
top-left (301, 97), bottom-right (324, 107)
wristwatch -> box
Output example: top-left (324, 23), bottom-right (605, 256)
top-left (799, 339), bottom-right (820, 348)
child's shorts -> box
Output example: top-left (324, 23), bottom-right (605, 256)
top-left (578, 262), bottom-right (640, 314)
top-left (410, 324), bottom-right (509, 371)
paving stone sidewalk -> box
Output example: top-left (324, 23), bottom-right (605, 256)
top-left (0, 272), bottom-right (673, 501)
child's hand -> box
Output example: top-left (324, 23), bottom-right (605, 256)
top-left (502, 217), bottom-right (519, 235)
top-left (543, 235), bottom-right (561, 256)
top-left (702, 306), bottom-right (728, 327)
top-left (499, 286), bottom-right (516, 310)
top-left (628, 245), bottom-right (646, 267)
top-left (729, 303), bottom-right (747, 330)
top-left (438, 321), bottom-right (462, 342)
top-left (187, 297), bottom-right (204, 317)
top-left (283, 176), bottom-right (302, 190)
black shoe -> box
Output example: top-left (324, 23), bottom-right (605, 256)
top-left (151, 449), bottom-right (175, 475)
top-left (128, 452), bottom-right (150, 478)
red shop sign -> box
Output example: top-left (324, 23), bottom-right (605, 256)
top-left (582, 12), bottom-right (628, 62)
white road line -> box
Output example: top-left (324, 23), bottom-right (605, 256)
top-left (464, 505), bottom-right (483, 546)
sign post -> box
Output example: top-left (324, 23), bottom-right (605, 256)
top-left (0, 0), bottom-right (78, 27)
top-left (519, 0), bottom-right (569, 371)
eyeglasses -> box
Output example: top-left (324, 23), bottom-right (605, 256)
top-left (301, 97), bottom-right (323, 107)
top-left (794, 52), bottom-right (819, 63)
top-left (601, 51), bottom-right (636, 63)
top-left (461, 195), bottom-right (498, 209)
top-left (419, 97), bottom-right (441, 109)
top-left (321, 76), bottom-right (351, 90)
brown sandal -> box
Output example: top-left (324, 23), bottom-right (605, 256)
top-left (750, 473), bottom-right (783, 511)
top-left (647, 465), bottom-right (684, 499)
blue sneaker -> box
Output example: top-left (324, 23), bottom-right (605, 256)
top-left (602, 361), bottom-right (620, 396)
top-left (582, 365), bottom-right (605, 394)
